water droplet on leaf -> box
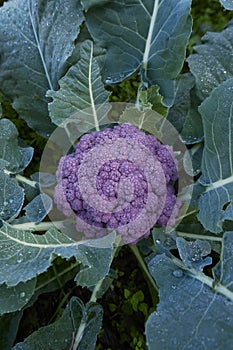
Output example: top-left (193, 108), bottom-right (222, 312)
top-left (17, 253), bottom-right (23, 263)
top-left (172, 269), bottom-right (183, 278)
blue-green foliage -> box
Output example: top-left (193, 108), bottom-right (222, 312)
top-left (0, 0), bottom-right (233, 349)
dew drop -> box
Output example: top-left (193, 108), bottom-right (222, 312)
top-left (20, 292), bottom-right (25, 298)
top-left (105, 77), bottom-right (113, 84)
top-left (173, 269), bottom-right (183, 278)
top-left (17, 253), bottom-right (23, 263)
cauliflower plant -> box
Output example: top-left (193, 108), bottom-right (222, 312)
top-left (54, 123), bottom-right (181, 244)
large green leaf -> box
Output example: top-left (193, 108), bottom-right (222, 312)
top-left (139, 86), bottom-right (167, 116)
top-left (188, 22), bottom-right (233, 101)
top-left (0, 119), bottom-right (33, 174)
top-left (13, 297), bottom-right (102, 350)
top-left (48, 40), bottom-right (110, 129)
top-left (24, 194), bottom-right (52, 224)
top-left (145, 247), bottom-right (233, 349)
top-left (0, 312), bottom-right (23, 350)
top-left (0, 223), bottom-right (115, 287)
top-left (214, 232), bottom-right (233, 291)
top-left (81, 0), bottom-right (110, 11)
top-left (0, 0), bottom-right (84, 136)
top-left (0, 279), bottom-right (36, 316)
top-left (75, 244), bottom-right (113, 288)
top-left (0, 171), bottom-right (24, 221)
top-left (33, 259), bottom-right (79, 301)
top-left (84, 0), bottom-right (192, 106)
top-left (219, 0), bottom-right (233, 10)
top-left (167, 74), bottom-right (194, 133)
top-left (119, 106), bottom-right (164, 140)
top-left (183, 143), bottom-right (203, 177)
top-left (197, 78), bottom-right (233, 233)
top-left (167, 73), bottom-right (203, 143)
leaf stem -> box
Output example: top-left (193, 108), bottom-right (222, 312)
top-left (172, 256), bottom-right (233, 302)
top-left (89, 41), bottom-right (100, 131)
top-left (73, 237), bottom-right (121, 349)
top-left (177, 231), bottom-right (223, 242)
top-left (130, 245), bottom-right (158, 292)
top-left (142, 0), bottom-right (159, 73)
top-left (135, 81), bottom-right (144, 109)
top-left (177, 209), bottom-right (198, 221)
top-left (12, 221), bottom-right (63, 231)
top-left (35, 262), bottom-right (79, 292)
top-left (28, 0), bottom-right (53, 90)
top-left (89, 277), bottom-right (105, 303)
top-left (72, 320), bottom-right (86, 350)
top-left (16, 174), bottom-right (38, 188)
top-left (3, 170), bottom-right (38, 188)
top-left (90, 239), bottom-right (121, 302)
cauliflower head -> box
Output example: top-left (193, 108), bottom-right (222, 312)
top-left (54, 122), bottom-right (181, 244)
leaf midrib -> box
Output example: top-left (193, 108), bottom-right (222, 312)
top-left (142, 0), bottom-right (159, 70)
top-left (28, 0), bottom-right (53, 90)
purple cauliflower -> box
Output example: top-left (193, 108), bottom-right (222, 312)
top-left (54, 123), bottom-right (181, 244)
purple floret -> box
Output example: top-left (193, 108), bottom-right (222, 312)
top-left (54, 122), bottom-right (180, 244)
top-left (157, 185), bottom-right (182, 226)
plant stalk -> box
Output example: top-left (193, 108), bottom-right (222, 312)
top-left (130, 245), bottom-right (158, 292)
top-left (177, 231), bottom-right (223, 242)
top-left (12, 221), bottom-right (63, 231)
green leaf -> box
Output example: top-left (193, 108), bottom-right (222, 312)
top-left (119, 106), bottom-right (164, 140)
top-left (0, 0), bottom-right (84, 136)
top-left (183, 143), bottom-right (203, 177)
top-left (85, 0), bottom-right (192, 105)
top-left (130, 290), bottom-right (144, 312)
top-left (24, 194), bottom-right (52, 224)
top-left (22, 173), bottom-right (53, 202)
top-left (0, 223), bottom-right (114, 287)
top-left (152, 227), bottom-right (177, 250)
top-left (32, 173), bottom-right (56, 188)
top-left (214, 232), bottom-right (233, 292)
top-left (167, 74), bottom-right (203, 143)
top-left (13, 297), bottom-right (103, 350)
top-left (0, 312), bottom-right (23, 350)
top-left (34, 259), bottom-right (79, 298)
top-left (0, 119), bottom-right (33, 173)
top-left (0, 279), bottom-right (36, 316)
top-left (75, 245), bottom-right (113, 288)
top-left (21, 259), bottom-right (79, 313)
top-left (176, 237), bottom-right (212, 269)
top-left (139, 86), bottom-right (167, 116)
top-left (219, 0), bottom-right (233, 10)
top-left (81, 0), bottom-right (110, 11)
top-left (47, 40), bottom-right (110, 130)
top-left (89, 269), bottom-right (117, 299)
top-left (145, 254), bottom-right (233, 349)
top-left (180, 86), bottom-right (203, 144)
top-left (167, 74), bottom-right (194, 132)
top-left (0, 172), bottom-right (24, 221)
top-left (197, 78), bottom-right (233, 232)
top-left (187, 22), bottom-right (233, 101)
top-left (76, 302), bottom-right (103, 350)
